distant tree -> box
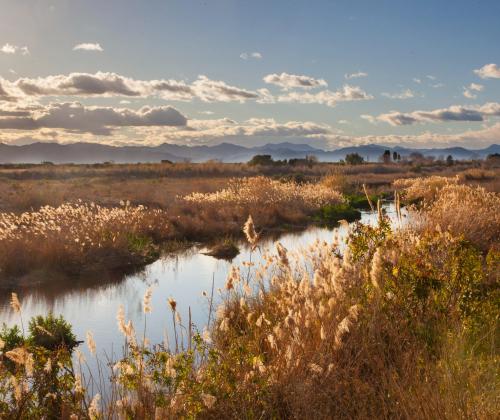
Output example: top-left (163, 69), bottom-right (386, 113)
top-left (397, 153), bottom-right (401, 161)
top-left (446, 154), bottom-right (454, 166)
top-left (345, 153), bottom-right (365, 165)
top-left (392, 151), bottom-right (398, 162)
top-left (380, 149), bottom-right (391, 164)
top-left (486, 153), bottom-right (500, 162)
top-left (248, 154), bottom-right (274, 166)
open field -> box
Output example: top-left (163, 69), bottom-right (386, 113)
top-left (1, 160), bottom-right (498, 213)
top-left (0, 161), bottom-right (498, 283)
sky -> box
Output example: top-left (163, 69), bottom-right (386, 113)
top-left (0, 0), bottom-right (499, 150)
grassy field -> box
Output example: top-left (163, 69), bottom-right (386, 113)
top-left (0, 173), bottom-right (498, 419)
top-left (0, 161), bottom-right (498, 283)
top-left (1, 160), bottom-right (498, 212)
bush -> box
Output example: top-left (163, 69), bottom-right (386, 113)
top-left (316, 203), bottom-right (361, 224)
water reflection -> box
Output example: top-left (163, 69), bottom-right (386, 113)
top-left (0, 204), bottom-right (403, 365)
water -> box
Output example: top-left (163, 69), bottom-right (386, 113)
top-left (0, 204), bottom-right (404, 380)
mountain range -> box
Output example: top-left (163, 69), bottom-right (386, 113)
top-left (0, 141), bottom-right (498, 164)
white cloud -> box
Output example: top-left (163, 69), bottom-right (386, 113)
top-left (0, 102), bottom-right (187, 135)
top-left (277, 85), bottom-right (373, 107)
top-left (73, 43), bottom-right (104, 52)
top-left (240, 52), bottom-right (262, 60)
top-left (263, 72), bottom-right (327, 90)
top-left (474, 63), bottom-right (500, 79)
top-left (366, 102), bottom-right (500, 126)
top-left (412, 78), bottom-right (422, 84)
top-left (381, 89), bottom-right (416, 99)
top-left (344, 71), bottom-right (368, 80)
top-left (8, 72), bottom-right (259, 103)
top-left (1, 44), bottom-right (29, 55)
top-left (426, 75), bottom-right (436, 81)
top-left (0, 80), bottom-right (17, 102)
top-left (191, 75), bottom-right (259, 102)
top-left (463, 83), bottom-right (484, 99)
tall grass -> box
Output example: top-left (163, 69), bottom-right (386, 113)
top-left (396, 177), bottom-right (500, 251)
top-left (0, 177), bottom-right (345, 279)
top-left (0, 202), bottom-right (169, 278)
top-left (1, 182), bottom-right (498, 418)
top-left (182, 176), bottom-right (343, 211)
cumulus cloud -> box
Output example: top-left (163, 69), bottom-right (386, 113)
top-left (15, 72), bottom-right (143, 97)
top-left (0, 81), bottom-right (16, 102)
top-left (0, 102), bottom-right (187, 135)
top-left (73, 43), bottom-right (104, 52)
top-left (263, 72), bottom-right (327, 90)
top-left (474, 63), bottom-right (500, 79)
top-left (367, 102), bottom-right (500, 126)
top-left (240, 52), bottom-right (262, 60)
top-left (191, 75), bottom-right (259, 102)
top-left (6, 72), bottom-right (259, 103)
top-left (463, 83), bottom-right (484, 99)
top-left (344, 71), bottom-right (368, 80)
top-left (277, 85), bottom-right (373, 107)
top-left (381, 89), bottom-right (416, 99)
top-left (0, 43), bottom-right (29, 55)
top-left (412, 78), bottom-right (422, 84)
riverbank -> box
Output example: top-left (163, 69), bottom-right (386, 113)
top-left (0, 182), bottom-right (497, 419)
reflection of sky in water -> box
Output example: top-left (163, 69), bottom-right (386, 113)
top-left (0, 204), bottom-right (404, 387)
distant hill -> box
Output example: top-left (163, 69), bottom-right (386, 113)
top-left (0, 141), bottom-right (498, 164)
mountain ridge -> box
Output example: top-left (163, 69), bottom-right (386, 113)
top-left (0, 141), bottom-right (498, 164)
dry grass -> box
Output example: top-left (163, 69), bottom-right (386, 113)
top-left (1, 183), bottom-right (498, 418)
top-left (1, 161), bottom-right (496, 213)
top-left (183, 176), bottom-right (343, 210)
top-left (0, 177), bottom-right (344, 280)
top-left (416, 184), bottom-right (499, 251)
top-left (0, 202), bottom-right (169, 278)
top-left (393, 175), bottom-right (459, 202)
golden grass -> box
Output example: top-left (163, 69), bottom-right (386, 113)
top-left (419, 184), bottom-right (499, 251)
top-left (183, 176), bottom-right (343, 210)
top-left (1, 181), bottom-right (498, 418)
top-left (0, 202), bottom-right (169, 278)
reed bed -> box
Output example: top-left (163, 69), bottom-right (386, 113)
top-left (0, 202), bottom-right (169, 278)
top-left (426, 185), bottom-right (499, 251)
top-left (1, 193), bottom-right (498, 418)
top-left (182, 176), bottom-right (344, 211)
top-left (393, 175), bottom-right (458, 202)
top-left (0, 173), bottom-right (498, 418)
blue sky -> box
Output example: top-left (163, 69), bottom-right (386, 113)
top-left (0, 0), bottom-right (499, 149)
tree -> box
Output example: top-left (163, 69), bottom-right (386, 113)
top-left (393, 151), bottom-right (398, 162)
top-left (446, 155), bottom-right (454, 166)
top-left (345, 153), bottom-right (365, 165)
top-left (486, 153), bottom-right (500, 162)
top-left (380, 149), bottom-right (391, 164)
top-left (248, 154), bottom-right (274, 166)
